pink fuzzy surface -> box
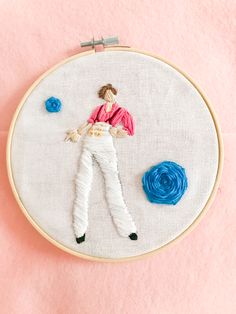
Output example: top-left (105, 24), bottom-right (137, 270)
top-left (0, 1), bottom-right (235, 313)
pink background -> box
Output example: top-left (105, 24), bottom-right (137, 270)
top-left (0, 1), bottom-right (235, 313)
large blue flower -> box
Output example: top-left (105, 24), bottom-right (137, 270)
top-left (142, 161), bottom-right (188, 205)
top-left (45, 97), bottom-right (62, 113)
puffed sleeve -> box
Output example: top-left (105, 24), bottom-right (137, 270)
top-left (121, 109), bottom-right (135, 136)
top-left (87, 105), bottom-right (102, 124)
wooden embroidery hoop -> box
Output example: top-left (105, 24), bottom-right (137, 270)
top-left (6, 44), bottom-right (224, 262)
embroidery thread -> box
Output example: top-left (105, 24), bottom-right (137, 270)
top-left (65, 84), bottom-right (138, 244)
top-left (142, 161), bottom-right (188, 205)
top-left (45, 97), bottom-right (62, 112)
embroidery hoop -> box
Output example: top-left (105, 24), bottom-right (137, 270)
top-left (6, 45), bottom-right (224, 262)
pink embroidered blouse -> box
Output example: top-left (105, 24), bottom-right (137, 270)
top-left (87, 102), bottom-right (134, 136)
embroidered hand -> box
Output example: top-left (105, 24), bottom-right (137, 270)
top-left (64, 129), bottom-right (80, 143)
top-left (117, 128), bottom-right (128, 138)
top-left (110, 127), bottom-right (128, 138)
top-left (109, 127), bottom-right (118, 137)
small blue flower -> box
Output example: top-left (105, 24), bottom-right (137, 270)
top-left (45, 97), bottom-right (62, 113)
top-left (142, 161), bottom-right (188, 205)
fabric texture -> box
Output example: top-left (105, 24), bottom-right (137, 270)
top-left (10, 50), bottom-right (219, 259)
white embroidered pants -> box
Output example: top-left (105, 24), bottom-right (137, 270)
top-left (73, 123), bottom-right (137, 238)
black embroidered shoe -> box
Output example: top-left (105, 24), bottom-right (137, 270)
top-left (76, 234), bottom-right (85, 244)
top-left (129, 233), bottom-right (138, 240)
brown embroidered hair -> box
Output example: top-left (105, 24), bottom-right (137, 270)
top-left (98, 84), bottom-right (117, 99)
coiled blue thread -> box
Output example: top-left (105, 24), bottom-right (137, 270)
top-left (45, 97), bottom-right (62, 113)
top-left (142, 161), bottom-right (188, 205)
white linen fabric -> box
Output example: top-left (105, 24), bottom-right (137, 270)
top-left (10, 51), bottom-right (219, 259)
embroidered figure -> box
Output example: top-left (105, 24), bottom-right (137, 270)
top-left (142, 161), bottom-right (188, 205)
top-left (65, 84), bottom-right (138, 244)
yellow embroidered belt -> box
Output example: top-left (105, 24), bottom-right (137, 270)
top-left (87, 122), bottom-right (110, 138)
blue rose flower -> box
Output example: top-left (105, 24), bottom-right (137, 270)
top-left (142, 161), bottom-right (188, 205)
top-left (45, 97), bottom-right (62, 113)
